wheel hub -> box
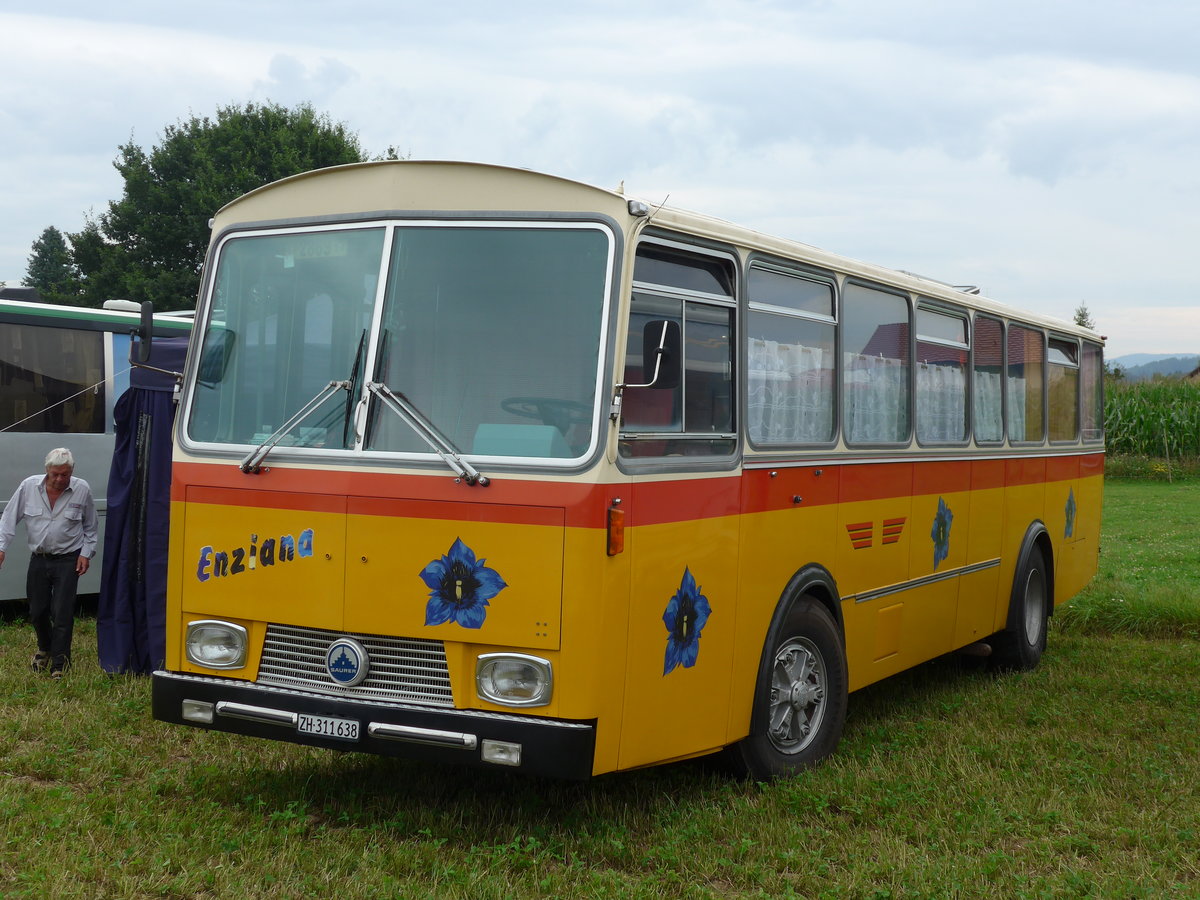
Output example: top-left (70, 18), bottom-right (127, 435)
top-left (789, 680), bottom-right (819, 710)
top-left (767, 638), bottom-right (827, 753)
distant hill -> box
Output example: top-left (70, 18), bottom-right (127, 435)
top-left (1110, 354), bottom-right (1199, 380)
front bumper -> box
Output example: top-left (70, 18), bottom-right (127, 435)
top-left (152, 671), bottom-right (597, 780)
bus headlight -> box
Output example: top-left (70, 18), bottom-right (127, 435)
top-left (186, 620), bottom-right (248, 669)
top-left (476, 654), bottom-right (553, 707)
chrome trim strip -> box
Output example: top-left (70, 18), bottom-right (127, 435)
top-left (849, 558), bottom-right (1001, 604)
top-left (155, 670), bottom-right (594, 729)
top-left (215, 701), bottom-right (298, 728)
top-left (368, 722), bottom-right (478, 750)
top-left (744, 448), bottom-right (1103, 469)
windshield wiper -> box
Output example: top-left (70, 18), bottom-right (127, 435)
top-left (240, 380), bottom-right (351, 474)
top-left (366, 381), bottom-right (490, 486)
top-left (342, 330), bottom-right (367, 447)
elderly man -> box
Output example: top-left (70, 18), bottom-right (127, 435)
top-left (0, 448), bottom-right (98, 677)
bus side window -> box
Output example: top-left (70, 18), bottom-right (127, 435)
top-left (620, 243), bottom-right (736, 459)
top-left (1080, 342), bottom-right (1104, 442)
top-left (746, 265), bottom-right (836, 446)
top-left (915, 305), bottom-right (969, 445)
top-left (1048, 338), bottom-right (1080, 443)
top-left (842, 283), bottom-right (910, 445)
top-left (0, 323), bottom-right (104, 434)
top-left (973, 316), bottom-right (1004, 443)
top-left (1008, 325), bottom-right (1046, 443)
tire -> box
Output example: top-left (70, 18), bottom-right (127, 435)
top-left (991, 544), bottom-right (1050, 672)
top-left (727, 596), bottom-right (848, 780)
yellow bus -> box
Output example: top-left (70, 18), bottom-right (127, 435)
top-left (150, 161), bottom-right (1103, 779)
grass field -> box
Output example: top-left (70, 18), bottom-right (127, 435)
top-left (2, 479), bottom-right (1198, 898)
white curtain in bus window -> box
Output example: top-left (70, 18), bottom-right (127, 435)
top-left (842, 284), bottom-right (910, 444)
top-left (188, 228), bottom-right (385, 447)
top-left (746, 267), bottom-right (835, 445)
top-left (0, 324), bottom-right (104, 433)
top-left (916, 358), bottom-right (966, 442)
top-left (1007, 324), bottom-right (1045, 443)
top-left (973, 316), bottom-right (1003, 442)
top-left (747, 335), bottom-right (832, 443)
top-left (915, 307), bottom-right (968, 444)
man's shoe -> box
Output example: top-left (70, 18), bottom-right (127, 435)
top-left (30, 652), bottom-right (50, 673)
top-left (49, 659), bottom-right (69, 679)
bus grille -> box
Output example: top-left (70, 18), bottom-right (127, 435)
top-left (256, 624), bottom-right (454, 708)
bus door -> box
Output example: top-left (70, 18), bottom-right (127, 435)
top-left (615, 243), bottom-right (740, 768)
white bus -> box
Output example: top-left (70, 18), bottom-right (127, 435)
top-left (0, 299), bottom-right (191, 603)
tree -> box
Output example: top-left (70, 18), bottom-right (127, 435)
top-left (23, 226), bottom-right (79, 304)
top-left (1073, 302), bottom-right (1096, 330)
top-left (71, 102), bottom-right (368, 308)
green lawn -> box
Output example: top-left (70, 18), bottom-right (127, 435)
top-left (1, 479), bottom-right (1198, 899)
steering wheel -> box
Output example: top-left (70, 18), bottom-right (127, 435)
top-left (501, 397), bottom-right (591, 434)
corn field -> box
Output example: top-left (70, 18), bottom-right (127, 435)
top-left (1105, 378), bottom-right (1200, 460)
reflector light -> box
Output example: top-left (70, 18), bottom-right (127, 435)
top-left (607, 505), bottom-right (625, 556)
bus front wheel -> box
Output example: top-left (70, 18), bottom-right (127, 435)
top-left (991, 545), bottom-right (1050, 671)
top-left (728, 596), bottom-right (848, 780)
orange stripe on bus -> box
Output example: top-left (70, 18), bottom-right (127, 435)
top-left (171, 453), bottom-right (1104, 529)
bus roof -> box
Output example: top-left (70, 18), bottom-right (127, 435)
top-left (0, 298), bottom-right (192, 334)
top-left (211, 160), bottom-right (1102, 343)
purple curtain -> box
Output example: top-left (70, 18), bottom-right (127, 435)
top-left (97, 337), bottom-right (188, 674)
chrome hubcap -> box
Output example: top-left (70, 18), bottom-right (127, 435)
top-left (767, 637), bottom-right (826, 753)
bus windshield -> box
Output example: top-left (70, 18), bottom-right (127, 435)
top-left (187, 222), bottom-right (613, 462)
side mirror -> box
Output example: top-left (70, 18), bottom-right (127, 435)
top-left (640, 319), bottom-right (681, 389)
top-left (197, 327), bottom-right (236, 387)
top-left (135, 300), bottom-right (155, 363)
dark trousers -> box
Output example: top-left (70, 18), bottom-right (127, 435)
top-left (27, 554), bottom-right (81, 666)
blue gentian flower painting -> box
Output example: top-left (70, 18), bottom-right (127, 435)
top-left (931, 497), bottom-right (953, 570)
top-left (419, 537), bottom-right (507, 629)
top-left (1065, 488), bottom-right (1076, 539)
top-left (662, 568), bottom-right (712, 675)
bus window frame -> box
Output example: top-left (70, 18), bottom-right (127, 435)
top-left (913, 299), bottom-right (971, 449)
top-left (617, 234), bottom-right (741, 472)
top-left (1006, 321), bottom-right (1048, 447)
top-left (1080, 340), bottom-right (1105, 444)
top-left (180, 215), bottom-right (623, 475)
top-left (840, 278), bottom-right (914, 450)
top-left (971, 313), bottom-right (1007, 447)
top-left (743, 255), bottom-right (839, 452)
top-left (1047, 333), bottom-right (1082, 445)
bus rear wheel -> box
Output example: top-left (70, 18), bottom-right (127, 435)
top-left (991, 545), bottom-right (1050, 671)
top-left (728, 596), bottom-right (847, 780)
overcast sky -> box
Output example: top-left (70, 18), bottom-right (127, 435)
top-left (2, 1), bottom-right (1197, 359)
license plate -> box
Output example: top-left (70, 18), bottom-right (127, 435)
top-left (297, 713), bottom-right (360, 741)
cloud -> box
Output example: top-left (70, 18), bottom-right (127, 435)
top-left (255, 55), bottom-right (359, 108)
top-left (0, 3), bottom-right (1197, 357)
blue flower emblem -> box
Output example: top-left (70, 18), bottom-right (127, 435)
top-left (931, 497), bottom-right (953, 570)
top-left (1065, 488), bottom-right (1077, 539)
top-left (418, 537), bottom-right (507, 629)
top-left (662, 568), bottom-right (712, 675)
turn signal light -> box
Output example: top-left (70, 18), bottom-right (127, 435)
top-left (607, 505), bottom-right (625, 556)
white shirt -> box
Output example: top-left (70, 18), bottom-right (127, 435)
top-left (0, 474), bottom-right (99, 558)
